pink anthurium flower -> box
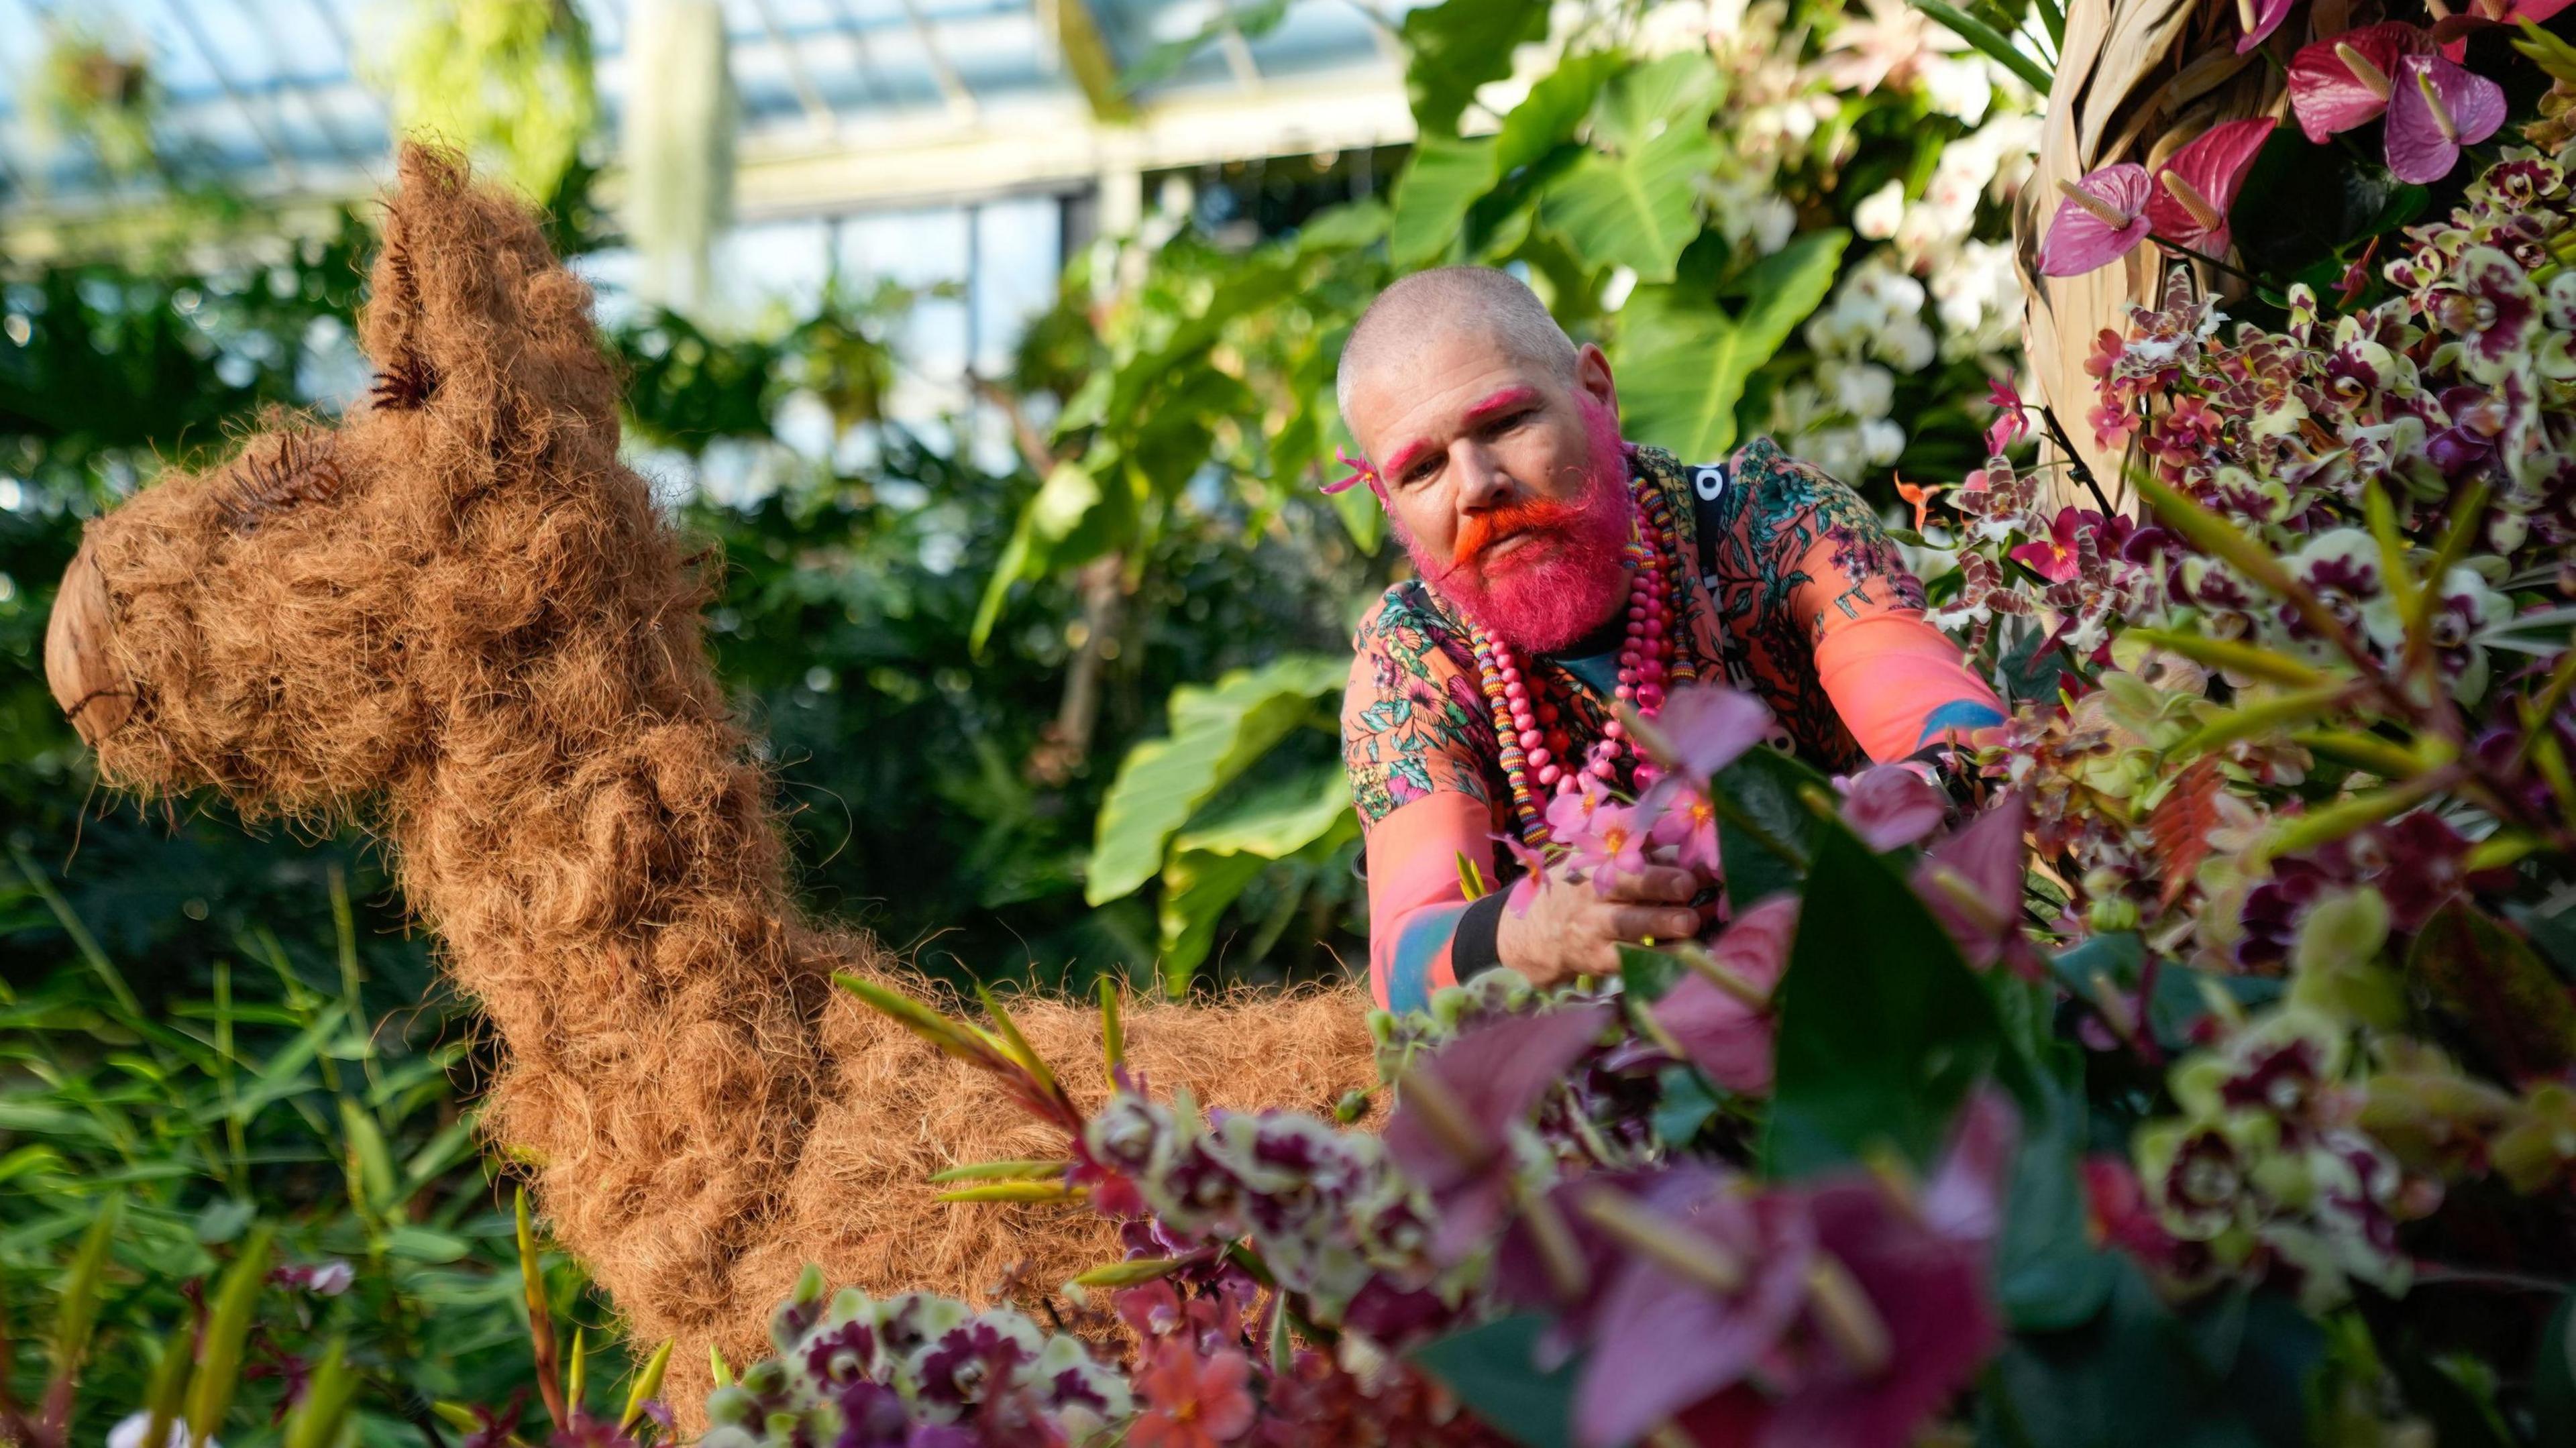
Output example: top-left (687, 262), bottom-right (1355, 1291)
top-left (2287, 23), bottom-right (2434, 143)
top-left (1839, 765), bottom-right (1949, 851)
top-left (2432, 0), bottom-right (2576, 60)
top-left (2385, 52), bottom-right (2507, 184)
top-left (2145, 117), bottom-right (2276, 256)
top-left (2236, 0), bottom-right (2299, 52)
top-left (1652, 895), bottom-right (1799, 1094)
top-left (1383, 1002), bottom-right (1616, 1265)
top-left (2037, 164), bottom-right (2154, 277)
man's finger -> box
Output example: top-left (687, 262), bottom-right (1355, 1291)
top-left (1599, 865), bottom-right (1699, 905)
top-left (1608, 905), bottom-right (1705, 943)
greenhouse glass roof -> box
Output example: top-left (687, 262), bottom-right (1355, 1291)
top-left (0, 0), bottom-right (1409, 215)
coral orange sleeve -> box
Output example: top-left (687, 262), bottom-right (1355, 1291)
top-left (1811, 610), bottom-right (2007, 763)
top-left (1360, 793), bottom-right (1495, 1013)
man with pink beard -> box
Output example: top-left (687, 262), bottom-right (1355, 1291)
top-left (1335, 267), bottom-right (2005, 1011)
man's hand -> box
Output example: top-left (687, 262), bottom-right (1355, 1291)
top-left (1493, 862), bottom-right (1706, 989)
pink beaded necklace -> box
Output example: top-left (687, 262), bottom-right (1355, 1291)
top-left (1468, 468), bottom-right (1698, 849)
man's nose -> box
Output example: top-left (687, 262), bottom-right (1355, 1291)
top-left (1453, 443), bottom-right (1514, 510)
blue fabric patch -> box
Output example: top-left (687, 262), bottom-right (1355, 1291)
top-left (1387, 902), bottom-right (1470, 1014)
top-left (1915, 700), bottom-right (2006, 745)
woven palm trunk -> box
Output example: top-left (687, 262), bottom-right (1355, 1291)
top-left (2011, 0), bottom-right (2343, 512)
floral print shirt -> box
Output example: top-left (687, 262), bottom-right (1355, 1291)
top-left (1342, 438), bottom-right (2006, 1012)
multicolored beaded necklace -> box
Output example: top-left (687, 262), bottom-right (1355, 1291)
top-left (1468, 468), bottom-right (1699, 849)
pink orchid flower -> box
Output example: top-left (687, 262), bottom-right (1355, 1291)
top-left (2143, 117), bottom-right (2275, 256)
top-left (1648, 785), bottom-right (1725, 878)
top-left (1983, 376), bottom-right (2031, 456)
top-left (1652, 895), bottom-right (1799, 1094)
top-left (2037, 163), bottom-right (2153, 277)
top-left (2008, 506), bottom-right (2105, 583)
top-left (2237, 0), bottom-right (2299, 52)
top-left (1839, 765), bottom-right (1950, 851)
top-left (1568, 803), bottom-right (1653, 892)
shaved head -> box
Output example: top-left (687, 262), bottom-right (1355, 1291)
top-left (1332, 266), bottom-right (1633, 653)
top-left (1335, 266), bottom-right (1580, 427)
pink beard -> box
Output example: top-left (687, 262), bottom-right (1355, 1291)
top-left (1407, 410), bottom-right (1635, 655)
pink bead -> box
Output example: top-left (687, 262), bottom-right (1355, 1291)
top-left (1644, 618), bottom-right (1666, 638)
top-left (1527, 747), bottom-right (1552, 769)
top-left (1625, 622), bottom-right (1644, 638)
top-left (1626, 603), bottom-right (1646, 620)
top-left (1603, 720), bottom-right (1624, 740)
top-left (1614, 684), bottom-right (1634, 701)
top-left (1591, 759), bottom-right (1618, 780)
top-left (1538, 764), bottom-right (1564, 787)
top-left (1499, 665), bottom-right (1521, 685)
top-left (1518, 728), bottom-right (1544, 750)
top-left (1504, 681), bottom-right (1527, 703)
top-left (1638, 685), bottom-right (1666, 709)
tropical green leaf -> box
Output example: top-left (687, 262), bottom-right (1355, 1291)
top-left (1496, 50), bottom-right (1623, 176)
top-left (1764, 822), bottom-right (2001, 1178)
top-left (1391, 135), bottom-right (1501, 268)
top-left (1157, 766), bottom-right (1357, 989)
top-left (1087, 655), bottom-right (1348, 905)
top-left (971, 458), bottom-right (1127, 654)
top-left (1399, 0), bottom-right (1550, 138)
top-left (1537, 119), bottom-right (1717, 283)
top-left (1707, 746), bottom-right (1827, 911)
top-left (1590, 50), bottom-right (1720, 153)
top-left (1617, 230), bottom-right (1847, 457)
top-left (1409, 1314), bottom-right (1578, 1448)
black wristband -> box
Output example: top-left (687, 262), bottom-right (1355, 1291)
top-left (1452, 889), bottom-right (1511, 979)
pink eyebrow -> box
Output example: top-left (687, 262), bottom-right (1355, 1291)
top-left (1379, 388), bottom-right (1544, 482)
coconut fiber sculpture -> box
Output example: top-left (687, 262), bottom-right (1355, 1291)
top-left (41, 144), bottom-right (1377, 1417)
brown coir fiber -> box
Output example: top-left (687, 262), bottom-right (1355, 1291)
top-left (58, 145), bottom-right (1375, 1423)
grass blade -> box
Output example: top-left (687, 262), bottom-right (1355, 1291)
top-left (925, 1159), bottom-right (1071, 1184)
top-left (1097, 976), bottom-right (1125, 1082)
top-left (282, 1341), bottom-right (357, 1448)
top-left (1908, 0), bottom-right (2053, 90)
top-left (186, 1225), bottom-right (274, 1448)
top-left (620, 1339), bottom-right (675, 1433)
top-left (50, 1193), bottom-right (122, 1390)
top-left (516, 1188), bottom-right (570, 1431)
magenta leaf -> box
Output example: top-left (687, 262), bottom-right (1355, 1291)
top-left (2287, 22), bottom-right (2430, 142)
top-left (2037, 164), bottom-right (2153, 278)
top-left (2385, 52), bottom-right (2507, 185)
top-left (2143, 117), bottom-right (2276, 255)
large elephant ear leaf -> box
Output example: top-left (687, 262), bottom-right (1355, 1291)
top-left (1086, 655), bottom-right (1348, 906)
top-left (1155, 765), bottom-right (1355, 993)
top-left (1614, 230), bottom-right (1846, 459)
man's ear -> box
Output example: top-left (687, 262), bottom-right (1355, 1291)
top-left (1574, 342), bottom-right (1618, 416)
